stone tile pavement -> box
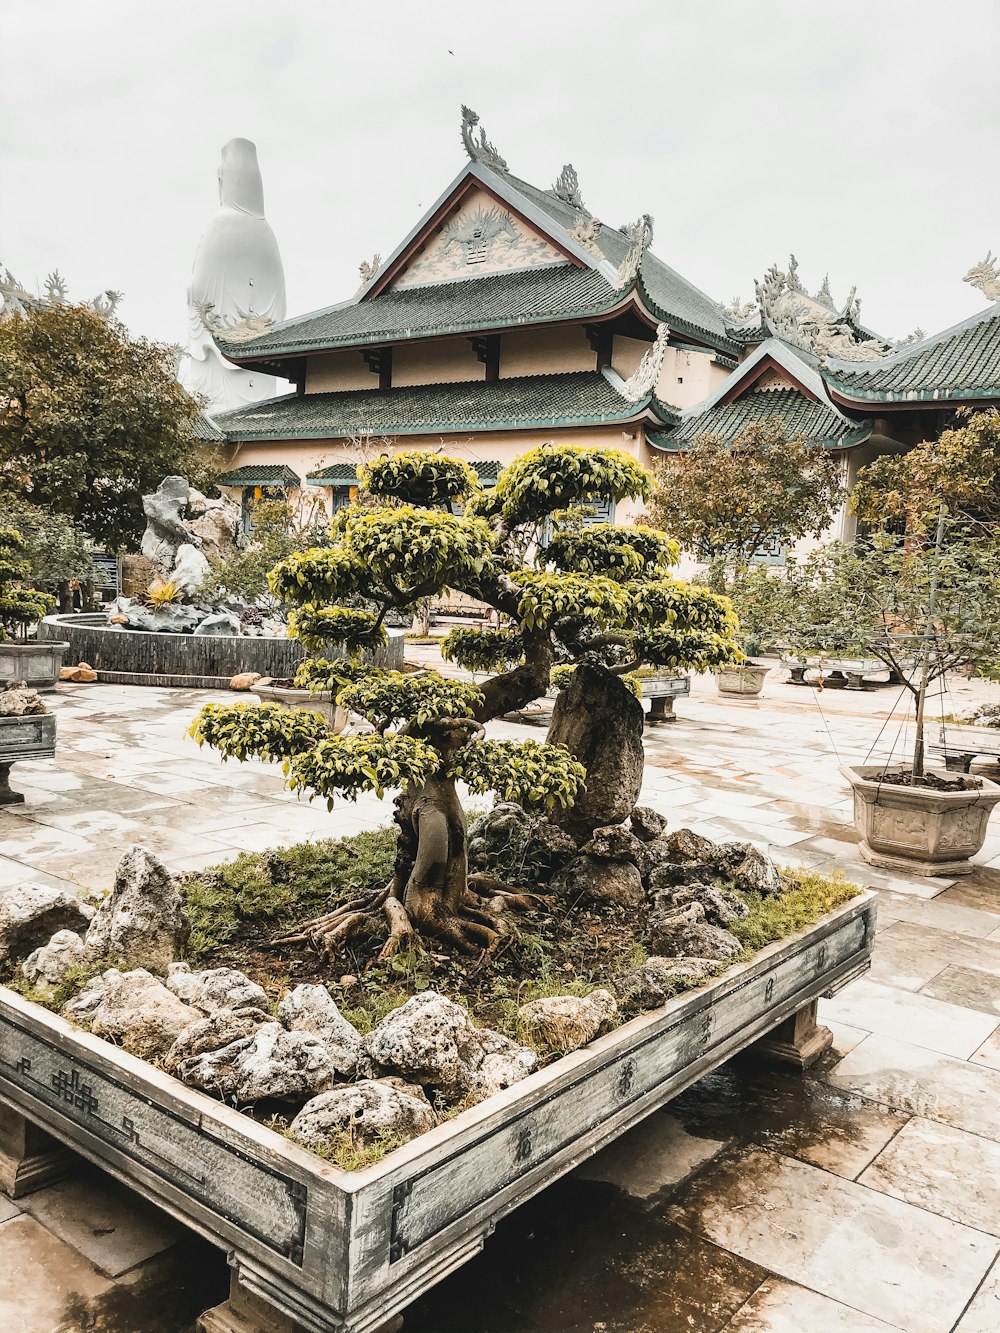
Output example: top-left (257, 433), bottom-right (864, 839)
top-left (3, 664), bottom-right (1000, 1331)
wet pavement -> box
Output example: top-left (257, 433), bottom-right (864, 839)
top-left (2, 663), bottom-right (1000, 1332)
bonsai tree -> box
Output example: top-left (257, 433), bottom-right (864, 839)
top-left (191, 445), bottom-right (740, 960)
top-left (853, 408), bottom-right (1000, 530)
top-left (0, 528), bottom-right (55, 639)
top-left (774, 525), bottom-right (1000, 779)
top-left (646, 421), bottom-right (843, 584)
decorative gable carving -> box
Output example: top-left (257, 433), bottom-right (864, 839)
top-left (391, 187), bottom-right (570, 290)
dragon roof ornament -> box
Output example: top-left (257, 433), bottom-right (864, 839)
top-left (613, 214), bottom-right (654, 291)
top-left (551, 163), bottom-right (585, 209)
top-left (196, 300), bottom-right (275, 344)
top-left (619, 322), bottom-right (670, 403)
top-left (753, 259), bottom-right (893, 363)
top-left (964, 251), bottom-right (1000, 302)
top-left (358, 253), bottom-right (382, 287)
top-left (460, 105), bottom-right (508, 174)
top-left (0, 265), bottom-right (122, 322)
top-left (719, 295), bottom-right (758, 325)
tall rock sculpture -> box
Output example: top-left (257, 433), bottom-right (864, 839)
top-left (180, 138), bottom-right (287, 414)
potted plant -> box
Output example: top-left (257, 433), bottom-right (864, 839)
top-left (646, 422), bottom-right (843, 702)
top-left (784, 520), bottom-right (1000, 874)
top-left (0, 681), bottom-right (56, 803)
top-left (0, 528), bottom-right (68, 690)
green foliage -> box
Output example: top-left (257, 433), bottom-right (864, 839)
top-left (288, 606), bottom-right (386, 654)
top-left (145, 578), bottom-right (182, 607)
top-left (204, 498), bottom-right (331, 609)
top-left (853, 408), bottom-right (1000, 528)
top-left (0, 496), bottom-right (95, 591)
top-left (290, 733), bottom-right (441, 802)
top-left (702, 561), bottom-right (793, 655)
top-left (293, 656), bottom-right (373, 694)
top-left (512, 570), bottom-right (631, 630)
top-left (338, 672), bottom-right (483, 728)
top-left (359, 451), bottom-right (481, 508)
top-left (189, 702), bottom-right (330, 762)
top-left (180, 828), bottom-right (398, 960)
top-left (268, 546), bottom-right (365, 608)
top-left (489, 443), bottom-right (651, 525)
top-left (545, 524), bottom-right (679, 578)
top-left (632, 628), bottom-right (744, 672)
top-left (0, 302), bottom-right (216, 548)
top-left (441, 626), bottom-right (524, 672)
top-left (299, 1127), bottom-right (407, 1171)
top-left (730, 868), bottom-right (862, 953)
top-left (550, 663), bottom-right (641, 698)
top-left (648, 421), bottom-right (843, 566)
top-left (451, 739), bottom-right (586, 810)
top-left (0, 527), bottom-right (54, 637)
top-left (345, 505), bottom-right (494, 592)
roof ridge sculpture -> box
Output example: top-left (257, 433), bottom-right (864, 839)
top-left (0, 264), bottom-right (123, 322)
top-left (615, 322), bottom-right (670, 402)
top-left (613, 215), bottom-right (654, 291)
top-left (460, 105), bottom-right (508, 174)
top-left (752, 258), bottom-right (893, 364)
top-left (550, 164), bottom-right (585, 210)
top-left (964, 250), bottom-right (1000, 303)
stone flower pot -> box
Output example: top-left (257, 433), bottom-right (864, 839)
top-left (252, 680), bottom-right (348, 734)
top-left (842, 762), bottom-right (1000, 875)
top-left (0, 640), bottom-right (70, 692)
top-left (0, 711), bottom-right (57, 804)
top-left (715, 663), bottom-right (768, 698)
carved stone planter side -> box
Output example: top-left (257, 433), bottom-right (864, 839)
top-left (0, 640), bottom-right (70, 692)
top-left (0, 711), bottom-right (57, 804)
top-left (843, 763), bottom-right (1000, 876)
top-left (715, 663), bottom-right (768, 698)
top-left (0, 893), bottom-right (875, 1333)
top-left (252, 683), bottom-right (349, 734)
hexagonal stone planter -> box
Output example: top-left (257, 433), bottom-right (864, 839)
top-left (0, 892), bottom-right (875, 1333)
top-left (844, 763), bottom-right (1000, 876)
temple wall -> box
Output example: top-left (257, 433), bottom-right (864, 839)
top-left (500, 325), bottom-right (594, 377)
top-left (393, 338), bottom-right (483, 387)
top-left (656, 346), bottom-right (729, 410)
top-left (306, 351), bottom-right (377, 393)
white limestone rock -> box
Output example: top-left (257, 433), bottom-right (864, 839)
top-left (20, 930), bottom-right (89, 992)
top-left (517, 989), bottom-right (618, 1055)
top-left (164, 962), bottom-right (199, 1002)
top-left (0, 883), bottom-right (93, 964)
top-left (89, 968), bottom-right (195, 1059)
top-left (171, 543), bottom-right (211, 596)
top-left (609, 956), bottom-right (717, 1007)
top-left (646, 901), bottom-right (743, 961)
top-left (178, 1022), bottom-right (337, 1104)
top-left (185, 966), bottom-right (269, 1016)
top-left (363, 991), bottom-right (537, 1097)
top-left (278, 984), bottom-right (364, 1078)
top-left (63, 970), bottom-right (115, 1021)
top-left (289, 1081), bottom-right (436, 1152)
top-left (166, 1007), bottom-right (269, 1065)
top-left (85, 847), bottom-right (188, 974)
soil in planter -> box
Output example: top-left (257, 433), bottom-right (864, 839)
top-left (872, 769), bottom-right (980, 792)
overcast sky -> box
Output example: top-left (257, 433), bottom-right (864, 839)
top-left (3, 0), bottom-right (998, 350)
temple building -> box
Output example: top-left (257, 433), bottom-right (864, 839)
top-left (211, 108), bottom-right (1000, 544)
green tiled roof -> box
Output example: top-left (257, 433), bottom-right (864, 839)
top-left (308, 458), bottom-right (502, 485)
top-left (214, 372), bottom-right (651, 441)
top-left (193, 411), bottom-right (224, 442)
top-left (824, 305), bottom-right (1000, 403)
top-left (221, 267), bottom-right (623, 360)
top-left (652, 386), bottom-right (871, 451)
top-left (218, 464), bottom-right (302, 486)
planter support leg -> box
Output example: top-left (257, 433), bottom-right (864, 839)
top-left (786, 665), bottom-right (808, 685)
top-left (844, 672), bottom-right (866, 691)
top-left (0, 762), bottom-right (24, 806)
top-left (944, 753), bottom-right (975, 774)
top-left (0, 1103), bottom-right (77, 1198)
top-left (197, 1269), bottom-right (404, 1333)
top-left (647, 695), bottom-right (676, 723)
top-left (751, 999), bottom-right (832, 1071)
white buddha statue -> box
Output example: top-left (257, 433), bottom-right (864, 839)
top-left (181, 138), bottom-right (287, 414)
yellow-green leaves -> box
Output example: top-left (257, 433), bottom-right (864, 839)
top-left (512, 571), bottom-right (631, 630)
top-left (493, 444), bottom-right (651, 526)
top-left (359, 452), bottom-right (482, 508)
top-left (441, 627), bottom-right (524, 672)
top-left (338, 671), bottom-right (484, 728)
top-left (545, 525), bottom-right (679, 579)
top-left (268, 547), bottom-right (366, 608)
top-left (290, 734), bottom-right (440, 803)
top-left (189, 702), bottom-right (330, 763)
top-left (288, 606), bottom-right (386, 654)
top-left (345, 506), bottom-right (495, 593)
top-left (451, 739), bottom-right (586, 811)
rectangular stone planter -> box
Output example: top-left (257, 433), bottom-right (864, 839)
top-left (0, 892), bottom-right (875, 1333)
top-left (844, 763), bottom-right (1000, 875)
top-left (639, 673), bottom-right (690, 722)
top-left (928, 725), bottom-right (1000, 773)
top-left (0, 639), bottom-right (69, 691)
top-left (0, 711), bottom-right (57, 804)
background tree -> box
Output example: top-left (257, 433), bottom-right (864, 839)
top-left (772, 526), bottom-right (1000, 777)
top-left (200, 493), bottom-right (330, 611)
top-left (192, 445), bottom-right (740, 960)
top-left (0, 495), bottom-right (95, 602)
top-left (0, 302), bottom-right (218, 549)
top-left (647, 421), bottom-right (843, 580)
top-left (853, 408), bottom-right (1000, 529)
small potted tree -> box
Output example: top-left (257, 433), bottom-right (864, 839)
top-left (784, 525), bottom-right (1000, 874)
top-left (646, 421), bottom-right (842, 699)
top-left (0, 527), bottom-right (66, 689)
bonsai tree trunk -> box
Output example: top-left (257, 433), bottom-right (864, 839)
top-left (275, 722), bottom-right (541, 960)
top-left (546, 662), bottom-right (645, 840)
